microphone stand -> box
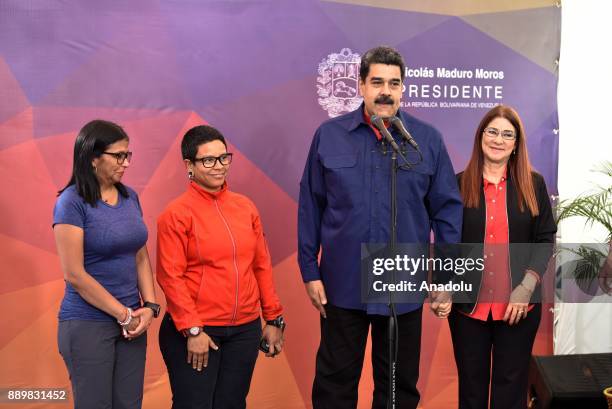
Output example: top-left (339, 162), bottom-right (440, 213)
top-left (372, 115), bottom-right (423, 409)
top-left (371, 115), bottom-right (400, 409)
top-left (387, 141), bottom-right (399, 409)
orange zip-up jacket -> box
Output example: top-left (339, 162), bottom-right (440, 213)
top-left (156, 181), bottom-right (283, 331)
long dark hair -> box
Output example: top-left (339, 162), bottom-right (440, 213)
top-left (58, 119), bottom-right (130, 206)
top-left (460, 105), bottom-right (539, 216)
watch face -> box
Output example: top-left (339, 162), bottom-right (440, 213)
top-left (189, 327), bottom-right (201, 336)
top-left (268, 317), bottom-right (285, 329)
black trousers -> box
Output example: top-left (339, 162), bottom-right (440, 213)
top-left (312, 304), bottom-right (423, 409)
top-left (448, 304), bottom-right (541, 409)
top-left (159, 314), bottom-right (262, 409)
top-left (58, 320), bottom-right (147, 409)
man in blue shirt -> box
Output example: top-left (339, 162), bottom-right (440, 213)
top-left (298, 46), bottom-right (462, 409)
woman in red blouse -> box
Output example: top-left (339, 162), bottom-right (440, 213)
top-left (156, 125), bottom-right (285, 409)
top-left (451, 105), bottom-right (556, 409)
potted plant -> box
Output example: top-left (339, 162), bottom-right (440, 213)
top-left (556, 161), bottom-right (612, 294)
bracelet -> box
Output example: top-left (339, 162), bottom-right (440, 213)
top-left (117, 307), bottom-right (133, 327)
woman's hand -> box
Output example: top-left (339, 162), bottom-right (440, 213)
top-left (126, 308), bottom-right (154, 339)
top-left (123, 314), bottom-right (141, 332)
top-left (503, 284), bottom-right (532, 325)
top-left (430, 290), bottom-right (452, 319)
top-left (262, 325), bottom-right (284, 358)
top-left (504, 272), bottom-right (538, 325)
top-left (187, 332), bottom-right (219, 371)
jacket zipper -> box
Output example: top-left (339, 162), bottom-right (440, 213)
top-left (214, 199), bottom-right (240, 324)
top-left (192, 216), bottom-right (207, 308)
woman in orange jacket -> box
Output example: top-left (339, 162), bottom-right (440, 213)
top-left (157, 125), bottom-right (285, 409)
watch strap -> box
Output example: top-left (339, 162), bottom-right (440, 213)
top-left (143, 301), bottom-right (161, 318)
top-left (266, 316), bottom-right (286, 330)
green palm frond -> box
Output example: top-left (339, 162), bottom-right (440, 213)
top-left (595, 161), bottom-right (612, 178)
top-left (563, 245), bottom-right (607, 287)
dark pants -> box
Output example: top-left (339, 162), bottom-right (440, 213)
top-left (58, 320), bottom-right (147, 409)
top-left (448, 304), bottom-right (541, 409)
top-left (312, 304), bottom-right (423, 409)
top-left (159, 314), bottom-right (262, 409)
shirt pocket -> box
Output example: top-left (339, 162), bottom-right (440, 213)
top-left (397, 161), bottom-right (434, 204)
top-left (321, 154), bottom-right (360, 207)
top-left (322, 154), bottom-right (357, 169)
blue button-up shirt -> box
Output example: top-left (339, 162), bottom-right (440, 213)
top-left (298, 104), bottom-right (462, 315)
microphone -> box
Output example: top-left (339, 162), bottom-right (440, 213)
top-left (389, 116), bottom-right (419, 151)
top-left (371, 115), bottom-right (401, 153)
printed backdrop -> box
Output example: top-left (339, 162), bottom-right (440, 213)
top-left (0, 1), bottom-right (560, 407)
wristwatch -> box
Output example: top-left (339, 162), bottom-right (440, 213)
top-left (266, 316), bottom-right (286, 331)
top-left (143, 301), bottom-right (161, 318)
top-left (188, 326), bottom-right (202, 337)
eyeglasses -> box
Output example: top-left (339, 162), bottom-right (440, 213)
top-left (193, 153), bottom-right (233, 168)
top-left (102, 151), bottom-right (133, 164)
top-left (484, 127), bottom-right (516, 140)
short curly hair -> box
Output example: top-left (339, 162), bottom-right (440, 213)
top-left (359, 46), bottom-right (406, 81)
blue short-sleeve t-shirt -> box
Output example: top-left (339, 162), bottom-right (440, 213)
top-left (53, 185), bottom-right (148, 321)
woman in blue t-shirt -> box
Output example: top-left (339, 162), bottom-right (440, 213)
top-left (53, 120), bottom-right (159, 409)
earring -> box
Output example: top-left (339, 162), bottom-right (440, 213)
top-left (93, 165), bottom-right (97, 173)
top-left (188, 170), bottom-right (194, 179)
top-left (512, 149), bottom-right (516, 155)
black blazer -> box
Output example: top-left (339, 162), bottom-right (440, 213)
top-left (454, 171), bottom-right (557, 313)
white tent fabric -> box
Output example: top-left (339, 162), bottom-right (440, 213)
top-left (556, 0), bottom-right (612, 354)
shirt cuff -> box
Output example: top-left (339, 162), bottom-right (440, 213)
top-left (525, 269), bottom-right (541, 284)
top-left (300, 265), bottom-right (321, 282)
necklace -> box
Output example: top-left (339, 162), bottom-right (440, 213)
top-left (101, 187), bottom-right (117, 204)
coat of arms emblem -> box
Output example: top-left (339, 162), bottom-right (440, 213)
top-left (317, 48), bottom-right (362, 118)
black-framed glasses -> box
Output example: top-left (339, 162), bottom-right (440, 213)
top-left (484, 127), bottom-right (516, 140)
top-left (193, 153), bottom-right (233, 168)
top-left (102, 151), bottom-right (133, 164)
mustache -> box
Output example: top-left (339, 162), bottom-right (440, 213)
top-left (374, 95), bottom-right (394, 105)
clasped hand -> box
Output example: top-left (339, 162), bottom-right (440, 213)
top-left (430, 290), bottom-right (452, 318)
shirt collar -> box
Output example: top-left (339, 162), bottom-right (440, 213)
top-left (348, 103), bottom-right (399, 140)
top-left (363, 108), bottom-right (384, 141)
top-left (347, 103), bottom-right (366, 132)
top-left (188, 180), bottom-right (228, 201)
top-left (483, 167), bottom-right (508, 187)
